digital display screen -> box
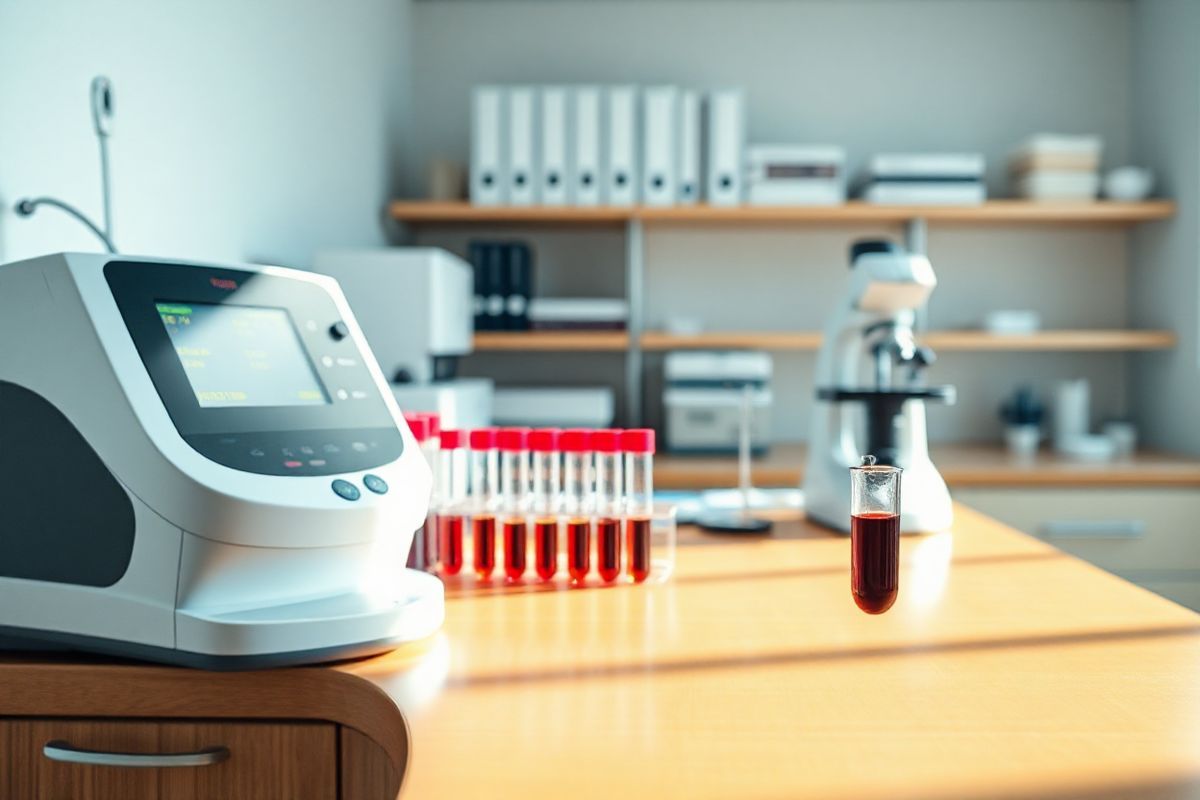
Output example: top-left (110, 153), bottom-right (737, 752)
top-left (157, 302), bottom-right (329, 408)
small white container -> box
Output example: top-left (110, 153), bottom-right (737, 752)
top-left (1005, 425), bottom-right (1041, 458)
top-left (1103, 167), bottom-right (1154, 201)
top-left (1103, 421), bottom-right (1138, 458)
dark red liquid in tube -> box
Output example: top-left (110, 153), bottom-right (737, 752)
top-left (567, 518), bottom-right (590, 582)
top-left (534, 518), bottom-right (558, 580)
top-left (625, 517), bottom-right (652, 582)
top-left (851, 512), bottom-right (900, 614)
top-left (504, 519), bottom-right (527, 581)
top-left (473, 514), bottom-right (497, 579)
top-left (438, 515), bottom-right (464, 575)
top-left (596, 517), bottom-right (621, 582)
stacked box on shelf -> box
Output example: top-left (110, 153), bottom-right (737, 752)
top-left (858, 153), bottom-right (986, 205)
top-left (1010, 134), bottom-right (1102, 201)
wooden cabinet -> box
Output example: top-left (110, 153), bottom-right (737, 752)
top-left (953, 486), bottom-right (1200, 609)
top-left (0, 719), bottom-right (338, 800)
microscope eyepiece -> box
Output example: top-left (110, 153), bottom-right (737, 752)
top-left (849, 239), bottom-right (900, 266)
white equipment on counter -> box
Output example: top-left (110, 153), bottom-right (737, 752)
top-left (803, 240), bottom-right (956, 533)
top-left (493, 387), bottom-right (615, 429)
top-left (313, 248), bottom-right (492, 429)
top-left (746, 145), bottom-right (846, 206)
top-left (664, 351), bottom-right (771, 454)
top-left (0, 252), bottom-right (443, 668)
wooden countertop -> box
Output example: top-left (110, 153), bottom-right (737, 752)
top-left (3, 507), bottom-right (1198, 798)
top-left (342, 505), bottom-right (1200, 799)
top-left (655, 443), bottom-right (1200, 489)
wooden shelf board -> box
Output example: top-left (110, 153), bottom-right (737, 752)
top-left (391, 199), bottom-right (1175, 225)
top-left (473, 330), bottom-right (1176, 353)
top-left (655, 443), bottom-right (1200, 489)
top-left (472, 330), bottom-right (629, 351)
top-left (388, 201), bottom-right (629, 224)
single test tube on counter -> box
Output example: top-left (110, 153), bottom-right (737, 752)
top-left (621, 428), bottom-right (655, 582)
top-left (498, 427), bottom-right (531, 581)
top-left (402, 414), bottom-right (435, 571)
top-left (469, 428), bottom-right (500, 579)
top-left (592, 429), bottom-right (624, 582)
top-left (437, 429), bottom-right (468, 575)
top-left (530, 428), bottom-right (562, 580)
top-left (418, 413), bottom-right (442, 571)
top-left (850, 455), bottom-right (902, 615)
top-left (560, 429), bottom-right (593, 583)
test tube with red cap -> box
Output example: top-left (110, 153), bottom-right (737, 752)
top-left (402, 414), bottom-right (434, 571)
top-left (469, 428), bottom-right (500, 579)
top-left (560, 429), bottom-right (593, 583)
top-left (622, 429), bottom-right (656, 582)
top-left (418, 413), bottom-right (441, 570)
top-left (592, 429), bottom-right (624, 582)
top-left (437, 429), bottom-right (468, 575)
top-left (529, 428), bottom-right (562, 580)
top-left (498, 428), bottom-right (531, 581)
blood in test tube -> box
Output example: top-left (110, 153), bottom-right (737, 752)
top-left (595, 517), bottom-right (621, 581)
top-left (621, 429), bottom-right (656, 583)
top-left (529, 428), bottom-right (562, 580)
top-left (438, 514), bottom-right (464, 575)
top-left (534, 518), bottom-right (559, 580)
top-left (473, 514), bottom-right (497, 579)
top-left (417, 413), bottom-right (442, 569)
top-left (498, 428), bottom-right (531, 581)
top-left (560, 429), bottom-right (594, 583)
top-left (850, 512), bottom-right (900, 614)
top-left (625, 517), bottom-right (652, 582)
top-left (592, 429), bottom-right (624, 582)
top-left (849, 456), bottom-right (902, 614)
top-left (437, 429), bottom-right (468, 576)
top-left (566, 518), bottom-right (590, 581)
top-left (469, 428), bottom-right (501, 580)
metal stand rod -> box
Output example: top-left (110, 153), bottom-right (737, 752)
top-left (904, 217), bottom-right (929, 330)
top-left (625, 218), bottom-right (645, 426)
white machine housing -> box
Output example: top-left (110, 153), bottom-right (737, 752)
top-left (803, 247), bottom-right (953, 534)
top-left (0, 252), bottom-right (443, 668)
top-left (312, 248), bottom-right (492, 429)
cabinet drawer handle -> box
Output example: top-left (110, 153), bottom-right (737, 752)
top-left (42, 740), bottom-right (230, 768)
top-left (1040, 520), bottom-right (1145, 540)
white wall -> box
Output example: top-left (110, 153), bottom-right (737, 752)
top-left (0, 0), bottom-right (412, 268)
top-left (1129, 0), bottom-right (1200, 455)
top-left (409, 0), bottom-right (1140, 441)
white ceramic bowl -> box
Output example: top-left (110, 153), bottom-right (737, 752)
top-left (1103, 167), bottom-right (1155, 201)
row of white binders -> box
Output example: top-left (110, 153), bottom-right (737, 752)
top-left (471, 85), bottom-right (744, 208)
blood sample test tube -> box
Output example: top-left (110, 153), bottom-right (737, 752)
top-left (560, 429), bottom-right (594, 583)
top-left (469, 428), bottom-right (500, 579)
top-left (592, 429), bottom-right (623, 582)
top-left (530, 428), bottom-right (562, 580)
top-left (498, 427), bottom-right (531, 581)
top-left (850, 455), bottom-right (902, 615)
top-left (418, 413), bottom-right (442, 571)
top-left (437, 429), bottom-right (468, 576)
top-left (621, 428), bottom-right (655, 582)
top-left (403, 414), bottom-right (434, 571)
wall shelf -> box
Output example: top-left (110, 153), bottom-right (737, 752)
top-left (474, 329), bottom-right (1176, 353)
top-left (391, 199), bottom-right (1176, 226)
top-left (654, 443), bottom-right (1200, 490)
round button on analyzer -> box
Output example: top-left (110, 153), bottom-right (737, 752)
top-left (363, 474), bottom-right (388, 495)
top-left (331, 479), bottom-right (360, 501)
top-left (328, 321), bottom-right (350, 341)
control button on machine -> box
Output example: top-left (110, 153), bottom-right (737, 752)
top-left (363, 474), bottom-right (388, 495)
top-left (328, 321), bottom-right (350, 341)
top-left (331, 479), bottom-right (360, 501)
top-left (283, 460), bottom-right (303, 469)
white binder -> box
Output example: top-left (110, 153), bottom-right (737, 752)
top-left (571, 86), bottom-right (602, 206)
top-left (642, 86), bottom-right (678, 207)
top-left (706, 88), bottom-right (745, 206)
top-left (470, 86), bottom-right (506, 206)
top-left (677, 89), bottom-right (701, 206)
top-left (604, 86), bottom-right (638, 206)
top-left (540, 87), bottom-right (569, 206)
top-left (508, 86), bottom-right (537, 206)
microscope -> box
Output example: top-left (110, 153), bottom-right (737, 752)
top-left (803, 240), bottom-right (955, 534)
